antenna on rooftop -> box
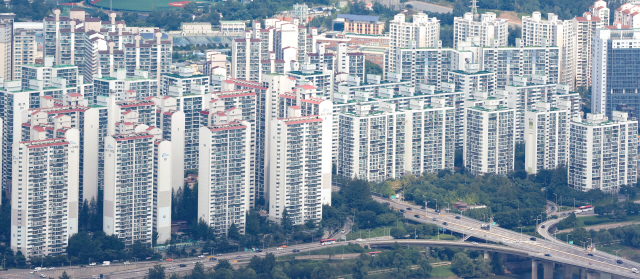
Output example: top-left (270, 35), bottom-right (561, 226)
top-left (470, 0), bottom-right (478, 17)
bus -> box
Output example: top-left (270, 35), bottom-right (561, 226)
top-left (368, 251), bottom-right (382, 256)
top-left (320, 239), bottom-right (336, 245)
top-left (579, 205), bottom-right (593, 211)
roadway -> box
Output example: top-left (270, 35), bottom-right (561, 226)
top-left (375, 195), bottom-right (640, 278)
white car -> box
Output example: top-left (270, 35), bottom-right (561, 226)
top-left (123, 261), bottom-right (130, 265)
top-left (89, 262), bottom-right (97, 266)
top-left (356, 238), bottom-right (363, 242)
top-left (50, 267), bottom-right (55, 270)
top-left (632, 268), bottom-right (638, 274)
top-left (170, 266), bottom-right (175, 270)
top-left (198, 255), bottom-right (204, 258)
top-left (341, 229), bottom-right (345, 233)
top-left (472, 242), bottom-right (478, 245)
top-left (30, 271), bottom-right (34, 274)
top-left (468, 227), bottom-right (474, 231)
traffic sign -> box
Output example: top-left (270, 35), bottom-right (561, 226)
top-left (492, 222), bottom-right (496, 225)
top-left (391, 195), bottom-right (395, 199)
top-left (341, 236), bottom-right (346, 240)
top-left (569, 241), bottom-right (573, 245)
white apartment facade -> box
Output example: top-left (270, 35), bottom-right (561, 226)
top-left (568, 112), bottom-right (638, 193)
top-left (524, 101), bottom-right (572, 174)
top-left (464, 98), bottom-right (516, 175)
top-left (11, 132), bottom-right (80, 257)
top-left (388, 13), bottom-right (440, 73)
top-left (454, 12), bottom-right (508, 49)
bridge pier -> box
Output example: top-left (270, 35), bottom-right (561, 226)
top-left (563, 265), bottom-right (573, 279)
top-left (484, 251), bottom-right (489, 259)
top-left (580, 268), bottom-right (587, 279)
top-left (543, 262), bottom-right (554, 279)
top-left (532, 260), bottom-right (538, 279)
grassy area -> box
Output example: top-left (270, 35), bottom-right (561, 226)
top-left (430, 265), bottom-right (456, 278)
top-left (346, 227), bottom-right (390, 240)
top-left (429, 234), bottom-right (457, 241)
top-left (573, 214), bottom-right (640, 229)
top-left (92, 0), bottom-right (178, 12)
top-left (305, 244), bottom-right (371, 256)
top-left (558, 206), bottom-right (574, 212)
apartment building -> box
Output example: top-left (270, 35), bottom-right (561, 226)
top-left (12, 22), bottom-right (38, 83)
top-left (481, 39), bottom-right (560, 89)
top-left (11, 132), bottom-right (80, 257)
top-left (464, 98), bottom-right (516, 175)
top-left (388, 13), bottom-right (440, 73)
top-left (198, 121), bottom-right (251, 236)
top-left (454, 12), bottom-right (508, 49)
top-left (615, 3), bottom-right (640, 28)
top-left (521, 12), bottom-right (577, 90)
top-left (568, 112), bottom-right (638, 193)
top-left (333, 14), bottom-right (385, 35)
top-left (338, 99), bottom-right (454, 181)
top-left (394, 41), bottom-right (470, 90)
top-left (500, 76), bottom-right (580, 143)
top-left (153, 139), bottom-right (172, 244)
top-left (524, 101), bottom-right (572, 174)
top-left (104, 131), bottom-right (156, 246)
top-left (268, 110), bottom-right (331, 225)
top-left (448, 66), bottom-right (496, 99)
top-left (21, 57), bottom-right (81, 90)
top-left (590, 0), bottom-right (610, 25)
top-left (201, 90), bottom-right (258, 206)
top-left (93, 69), bottom-right (159, 105)
top-left (574, 12), bottom-right (603, 89)
top-left (592, 26), bottom-right (640, 117)
top-left (231, 37), bottom-right (261, 82)
top-left (287, 64), bottom-right (334, 99)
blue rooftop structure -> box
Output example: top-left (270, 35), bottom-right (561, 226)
top-left (337, 14), bottom-right (381, 22)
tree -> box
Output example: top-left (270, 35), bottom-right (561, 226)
top-left (190, 262), bottom-right (206, 279)
top-left (390, 227), bottom-right (407, 239)
top-left (215, 259), bottom-right (233, 271)
top-left (147, 264), bottom-right (165, 279)
top-left (451, 252), bottom-right (475, 278)
top-left (227, 224), bottom-right (241, 240)
top-left (281, 209), bottom-right (293, 233)
top-left (59, 271), bottom-right (71, 279)
top-left (365, 60), bottom-right (382, 76)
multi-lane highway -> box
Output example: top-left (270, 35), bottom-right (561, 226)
top-left (375, 195), bottom-right (640, 278)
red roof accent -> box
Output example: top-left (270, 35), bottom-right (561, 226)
top-left (163, 111), bottom-right (174, 115)
top-left (68, 93), bottom-right (83, 97)
top-left (26, 141), bottom-right (69, 149)
top-left (33, 126), bottom-right (46, 132)
top-left (42, 96), bottom-right (54, 100)
top-left (299, 85), bottom-right (316, 90)
top-left (120, 102), bottom-right (154, 108)
top-left (302, 99), bottom-right (321, 105)
top-left (279, 94), bottom-right (296, 100)
top-left (209, 125), bottom-right (247, 132)
top-left (226, 107), bottom-right (236, 111)
top-left (113, 134), bottom-right (154, 141)
top-left (290, 105), bottom-right (301, 109)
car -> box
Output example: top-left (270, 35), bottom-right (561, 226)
top-left (468, 227), bottom-right (474, 230)
top-left (146, 271), bottom-right (150, 274)
top-left (617, 260), bottom-right (623, 264)
top-left (280, 245), bottom-right (287, 248)
top-left (216, 254), bottom-right (223, 256)
top-left (516, 240), bottom-right (521, 243)
top-left (356, 238), bottom-right (363, 242)
top-left (406, 207), bottom-right (412, 210)
top-left (341, 229), bottom-right (345, 233)
top-left (40, 274), bottom-right (46, 278)
top-left (442, 222), bottom-right (448, 225)
top-left (165, 259), bottom-right (173, 262)
top-left (545, 254), bottom-right (551, 257)
top-left (472, 242), bottom-right (478, 245)
top-left (293, 249), bottom-right (300, 253)
top-left (375, 237), bottom-right (380, 240)
top-left (530, 237), bottom-right (536, 241)
top-left (420, 206), bottom-right (425, 209)
top-left (276, 247), bottom-right (284, 250)
top-left (432, 218), bottom-right (437, 221)
top-left (632, 268), bottom-right (638, 273)
top-left (400, 209), bottom-right (406, 213)
top-left (193, 261), bottom-right (202, 263)
top-left (587, 253), bottom-right (594, 256)
top-left (541, 225), bottom-right (545, 228)
top-left (256, 249), bottom-right (263, 252)
top-left (455, 216), bottom-right (461, 219)
top-left (89, 262), bottom-right (97, 266)
top-left (198, 255), bottom-right (204, 258)
top-left (124, 261), bottom-right (131, 265)
top-left (435, 209), bottom-right (441, 213)
top-left (209, 258), bottom-right (217, 261)
top-left (170, 267), bottom-right (176, 270)
top-left (30, 271), bottom-right (34, 274)
top-left (414, 214), bottom-right (420, 218)
top-left (179, 264), bottom-right (187, 267)
top-left (80, 265), bottom-right (85, 268)
top-left (236, 256), bottom-right (243, 259)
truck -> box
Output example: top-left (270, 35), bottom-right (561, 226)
top-left (102, 261), bottom-right (110, 266)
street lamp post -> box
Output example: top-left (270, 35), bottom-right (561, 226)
top-left (518, 227), bottom-right (523, 241)
top-left (567, 234), bottom-right (571, 244)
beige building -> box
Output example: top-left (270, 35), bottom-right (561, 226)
top-left (573, 12), bottom-right (603, 89)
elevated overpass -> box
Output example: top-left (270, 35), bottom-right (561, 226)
top-left (374, 195), bottom-right (640, 278)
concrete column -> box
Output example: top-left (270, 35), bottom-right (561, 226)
top-left (532, 260), bottom-right (538, 279)
top-left (563, 265), bottom-right (573, 279)
top-left (586, 271), bottom-right (600, 279)
top-left (580, 269), bottom-right (587, 279)
top-left (484, 251), bottom-right (489, 259)
top-left (543, 262), bottom-right (554, 279)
